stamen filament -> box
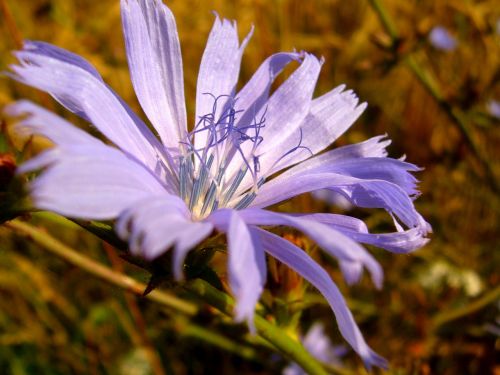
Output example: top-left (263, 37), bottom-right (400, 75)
top-left (179, 95), bottom-right (308, 217)
top-left (222, 167), bottom-right (247, 205)
top-left (200, 181), bottom-right (218, 216)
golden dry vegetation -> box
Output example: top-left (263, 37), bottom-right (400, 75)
top-left (0, 0), bottom-right (499, 374)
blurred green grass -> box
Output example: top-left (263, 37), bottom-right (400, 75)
top-left (1, 0), bottom-right (499, 374)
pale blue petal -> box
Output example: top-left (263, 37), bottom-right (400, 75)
top-left (227, 210), bottom-right (266, 331)
top-left (5, 100), bottom-right (102, 147)
top-left (240, 208), bottom-right (382, 288)
top-left (330, 135), bottom-right (391, 158)
top-left (26, 145), bottom-right (167, 220)
top-left (290, 213), bottom-right (368, 232)
top-left (205, 209), bottom-right (267, 330)
top-left (194, 15), bottom-right (253, 151)
top-left (318, 158), bottom-right (421, 196)
top-left (234, 52), bottom-right (301, 122)
top-left (234, 54), bottom-right (322, 191)
top-left (293, 213), bottom-right (429, 253)
top-left (344, 227), bottom-right (430, 253)
top-left (303, 135), bottom-right (391, 165)
top-left (266, 136), bottom-right (416, 194)
top-left (10, 43), bottom-right (174, 177)
top-left (121, 0), bottom-right (187, 150)
top-left (330, 179), bottom-right (430, 232)
top-left (21, 40), bottom-right (102, 79)
top-left (253, 172), bottom-right (430, 233)
top-left (254, 53), bottom-right (321, 164)
top-left (115, 194), bottom-right (189, 239)
top-left (256, 228), bottom-right (388, 370)
top-left (269, 87), bottom-right (367, 175)
top-left (116, 194), bottom-right (213, 263)
top-left (223, 52), bottom-right (301, 176)
top-left (337, 261), bottom-right (364, 286)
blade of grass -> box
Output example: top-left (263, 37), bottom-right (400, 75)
top-left (432, 285), bottom-right (500, 329)
top-left (368, 0), bottom-right (499, 193)
top-left (0, 0), bottom-right (22, 48)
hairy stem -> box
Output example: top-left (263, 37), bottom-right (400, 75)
top-left (4, 219), bottom-right (198, 316)
top-left (5, 219), bottom-right (329, 375)
top-left (185, 278), bottom-right (328, 375)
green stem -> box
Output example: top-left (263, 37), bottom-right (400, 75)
top-left (405, 55), bottom-right (444, 102)
top-left (73, 219), bottom-right (128, 250)
top-left (432, 285), bottom-right (500, 329)
top-left (4, 219), bottom-right (198, 316)
top-left (186, 279), bottom-right (328, 375)
top-left (367, 0), bottom-right (399, 41)
top-left (5, 219), bottom-right (329, 375)
top-left (177, 318), bottom-right (259, 361)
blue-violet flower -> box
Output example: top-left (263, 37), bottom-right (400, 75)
top-left (283, 323), bottom-right (347, 375)
top-left (428, 26), bottom-right (457, 51)
top-left (6, 0), bottom-right (431, 369)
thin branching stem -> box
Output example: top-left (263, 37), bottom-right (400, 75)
top-left (367, 0), bottom-right (400, 42)
top-left (432, 285), bottom-right (500, 329)
top-left (4, 219), bottom-right (198, 316)
top-left (368, 0), bottom-right (499, 193)
top-left (185, 279), bottom-right (329, 375)
top-left (0, 0), bottom-right (23, 49)
top-left (5, 219), bottom-right (329, 375)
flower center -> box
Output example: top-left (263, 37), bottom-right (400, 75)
top-left (177, 94), bottom-right (311, 220)
top-left (178, 94), bottom-right (265, 219)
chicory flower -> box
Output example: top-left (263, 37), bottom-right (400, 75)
top-left (487, 100), bottom-right (500, 119)
top-left (283, 323), bottom-right (347, 375)
top-left (428, 26), bottom-right (457, 51)
top-left (6, 0), bottom-right (431, 369)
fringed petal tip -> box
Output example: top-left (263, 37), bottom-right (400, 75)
top-left (210, 10), bottom-right (221, 22)
top-left (362, 134), bottom-right (392, 158)
top-left (210, 11), bottom-right (239, 31)
top-left (419, 218), bottom-right (433, 236)
top-left (224, 210), bottom-right (266, 337)
top-left (409, 212), bottom-right (432, 237)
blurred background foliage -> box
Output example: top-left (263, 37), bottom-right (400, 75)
top-left (0, 0), bottom-right (499, 374)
